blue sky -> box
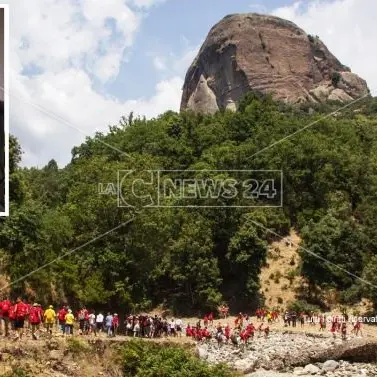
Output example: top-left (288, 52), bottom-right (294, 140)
top-left (3, 0), bottom-right (377, 166)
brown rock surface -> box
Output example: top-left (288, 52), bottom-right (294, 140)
top-left (180, 13), bottom-right (370, 114)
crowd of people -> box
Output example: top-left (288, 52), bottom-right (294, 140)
top-left (0, 298), bottom-right (364, 343)
top-left (0, 297), bottom-right (120, 340)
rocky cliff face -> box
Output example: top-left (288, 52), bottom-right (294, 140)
top-left (180, 13), bottom-right (370, 114)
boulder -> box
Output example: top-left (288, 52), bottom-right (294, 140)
top-left (234, 359), bottom-right (256, 373)
top-left (181, 13), bottom-right (369, 114)
top-left (322, 360), bottom-right (339, 372)
top-left (196, 346), bottom-right (208, 360)
top-left (247, 371), bottom-right (295, 377)
top-left (303, 364), bottom-right (320, 374)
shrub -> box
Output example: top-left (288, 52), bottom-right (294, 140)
top-left (339, 285), bottom-right (362, 304)
top-left (286, 269), bottom-right (297, 285)
top-left (289, 256), bottom-right (296, 266)
top-left (67, 338), bottom-right (90, 354)
top-left (268, 248), bottom-right (280, 261)
top-left (121, 340), bottom-right (236, 377)
top-left (277, 297), bottom-right (284, 304)
top-left (308, 34), bottom-right (315, 43)
top-left (2, 369), bottom-right (32, 377)
top-left (274, 270), bottom-right (282, 284)
top-left (332, 72), bottom-right (341, 87)
top-left (287, 300), bottom-right (320, 314)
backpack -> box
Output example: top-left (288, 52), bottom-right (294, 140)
top-left (58, 309), bottom-right (66, 321)
top-left (2, 300), bottom-right (10, 315)
top-left (29, 308), bottom-right (41, 324)
top-left (16, 303), bottom-right (28, 319)
top-left (45, 309), bottom-right (55, 321)
top-left (9, 306), bottom-right (16, 320)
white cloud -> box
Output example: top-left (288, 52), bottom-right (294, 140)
top-left (130, 0), bottom-right (166, 8)
top-left (12, 70), bottom-right (183, 167)
top-left (12, 0), bottom-right (140, 83)
top-left (3, 0), bottom-right (182, 167)
top-left (273, 0), bottom-right (377, 93)
top-left (153, 56), bottom-right (167, 71)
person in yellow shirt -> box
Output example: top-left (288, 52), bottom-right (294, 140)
top-left (44, 305), bottom-right (56, 335)
top-left (64, 309), bottom-right (74, 336)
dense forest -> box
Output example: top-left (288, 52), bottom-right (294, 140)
top-left (1, 93), bottom-right (377, 315)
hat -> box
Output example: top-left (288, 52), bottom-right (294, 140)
top-left (68, 309), bottom-right (72, 313)
top-left (114, 313), bottom-right (118, 316)
top-left (33, 303), bottom-right (38, 307)
top-left (49, 305), bottom-right (53, 309)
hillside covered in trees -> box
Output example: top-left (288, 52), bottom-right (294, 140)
top-left (1, 94), bottom-right (377, 315)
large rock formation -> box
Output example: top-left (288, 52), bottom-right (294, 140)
top-left (180, 13), bottom-right (370, 114)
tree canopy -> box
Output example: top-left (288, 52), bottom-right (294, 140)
top-left (1, 95), bottom-right (377, 313)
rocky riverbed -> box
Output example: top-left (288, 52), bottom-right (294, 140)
top-left (196, 332), bottom-right (377, 376)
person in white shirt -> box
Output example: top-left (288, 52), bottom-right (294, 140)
top-left (175, 318), bottom-right (183, 337)
top-left (170, 319), bottom-right (176, 337)
top-left (88, 311), bottom-right (96, 335)
top-left (96, 313), bottom-right (104, 333)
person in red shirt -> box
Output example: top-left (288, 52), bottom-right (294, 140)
top-left (352, 319), bottom-right (362, 336)
top-left (24, 302), bottom-right (31, 330)
top-left (112, 313), bottom-right (119, 337)
top-left (191, 326), bottom-right (197, 339)
top-left (203, 327), bottom-right (211, 341)
top-left (208, 312), bottom-right (214, 326)
top-left (0, 298), bottom-right (12, 337)
top-left (29, 303), bottom-right (43, 340)
top-left (78, 307), bottom-right (89, 335)
top-left (330, 317), bottom-right (338, 338)
top-left (256, 308), bottom-right (261, 321)
top-left (224, 324), bottom-right (230, 341)
top-left (57, 306), bottom-right (68, 334)
top-left (196, 328), bottom-right (203, 342)
top-left (13, 297), bottom-right (29, 340)
top-left (246, 323), bottom-right (255, 340)
top-left (186, 324), bottom-right (193, 337)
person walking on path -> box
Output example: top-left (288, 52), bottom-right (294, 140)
top-left (112, 313), bottom-right (119, 337)
top-left (105, 313), bottom-right (113, 337)
top-left (44, 305), bottom-right (56, 336)
top-left (64, 309), bottom-right (74, 336)
top-left (0, 297), bottom-right (12, 337)
top-left (57, 306), bottom-right (68, 335)
top-left (96, 312), bottom-right (104, 333)
top-left (13, 297), bottom-right (29, 341)
top-left (29, 303), bottom-right (43, 340)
